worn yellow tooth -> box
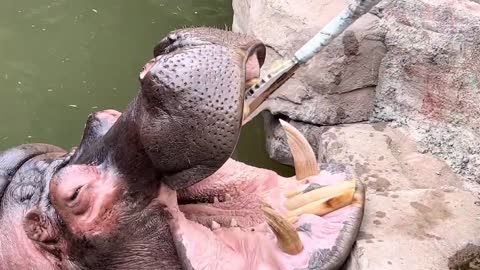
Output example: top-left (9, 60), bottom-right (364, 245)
top-left (287, 216), bottom-right (300, 224)
top-left (285, 190), bottom-right (302, 199)
top-left (213, 196), bottom-right (220, 204)
top-left (260, 200), bottom-right (274, 209)
top-left (279, 119), bottom-right (320, 180)
top-left (246, 78), bottom-right (261, 89)
top-left (286, 187), bottom-right (355, 218)
top-left (211, 221), bottom-right (221, 230)
top-left (285, 180), bottom-right (356, 210)
top-left (243, 103), bottom-right (251, 120)
top-left (230, 218), bottom-right (239, 227)
top-left (262, 206), bottom-right (304, 255)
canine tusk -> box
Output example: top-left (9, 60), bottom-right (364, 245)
top-left (279, 119), bottom-right (319, 180)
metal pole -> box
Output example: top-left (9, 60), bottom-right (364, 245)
top-left (243, 0), bottom-right (382, 125)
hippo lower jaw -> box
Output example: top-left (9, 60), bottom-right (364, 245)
top-left (156, 121), bottom-right (365, 270)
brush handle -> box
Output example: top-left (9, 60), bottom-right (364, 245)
top-left (294, 0), bottom-right (382, 64)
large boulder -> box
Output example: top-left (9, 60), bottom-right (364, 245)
top-left (373, 0), bottom-right (480, 186)
top-left (233, 1), bottom-right (480, 267)
top-left (321, 123), bottom-right (480, 270)
top-left (343, 188), bottom-right (480, 270)
top-left (233, 0), bottom-right (386, 125)
top-left (233, 0), bottom-right (480, 188)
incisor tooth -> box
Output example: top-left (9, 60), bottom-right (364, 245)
top-left (213, 196), bottom-right (220, 204)
top-left (262, 206), bottom-right (304, 255)
top-left (286, 187), bottom-right (355, 218)
top-left (285, 180), bottom-right (356, 210)
top-left (243, 103), bottom-right (251, 120)
top-left (279, 119), bottom-right (319, 180)
top-left (245, 78), bottom-right (261, 89)
top-left (285, 190), bottom-right (302, 199)
top-left (211, 221), bottom-right (221, 230)
top-left (230, 218), bottom-right (238, 227)
top-left (225, 193), bottom-right (232, 201)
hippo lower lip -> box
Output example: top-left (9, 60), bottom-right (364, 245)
top-left (156, 121), bottom-right (364, 270)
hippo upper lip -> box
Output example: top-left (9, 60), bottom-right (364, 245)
top-left (247, 42), bottom-right (266, 68)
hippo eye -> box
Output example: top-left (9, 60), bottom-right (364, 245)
top-left (69, 186), bottom-right (83, 202)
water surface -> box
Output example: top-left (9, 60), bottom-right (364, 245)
top-left (0, 0), bottom-right (293, 176)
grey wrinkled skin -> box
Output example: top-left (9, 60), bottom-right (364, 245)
top-left (145, 27), bottom-right (266, 189)
top-left (74, 27), bottom-right (266, 190)
top-left (0, 28), bottom-right (266, 270)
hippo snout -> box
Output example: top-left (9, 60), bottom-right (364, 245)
top-left (135, 27), bottom-right (266, 189)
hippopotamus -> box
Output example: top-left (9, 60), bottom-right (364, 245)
top-left (0, 28), bottom-right (364, 270)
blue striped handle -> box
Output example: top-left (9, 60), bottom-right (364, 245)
top-left (294, 0), bottom-right (381, 64)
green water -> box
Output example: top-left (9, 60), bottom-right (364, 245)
top-left (0, 0), bottom-right (294, 176)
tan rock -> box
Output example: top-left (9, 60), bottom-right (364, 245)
top-left (343, 189), bottom-right (480, 270)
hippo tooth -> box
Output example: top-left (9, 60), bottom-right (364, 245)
top-left (284, 179), bottom-right (356, 210)
top-left (286, 187), bottom-right (355, 218)
top-left (243, 103), bottom-right (251, 120)
top-left (287, 216), bottom-right (299, 224)
top-left (224, 193), bottom-right (232, 201)
top-left (261, 204), bottom-right (304, 255)
top-left (213, 196), bottom-right (220, 204)
top-left (245, 78), bottom-right (261, 89)
top-left (230, 218), bottom-right (238, 227)
top-left (279, 119), bottom-right (320, 180)
top-left (211, 221), bottom-right (221, 230)
top-left (285, 190), bottom-right (302, 199)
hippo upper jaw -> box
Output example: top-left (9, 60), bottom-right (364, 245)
top-left (144, 27), bottom-right (265, 90)
top-left (132, 27), bottom-right (267, 190)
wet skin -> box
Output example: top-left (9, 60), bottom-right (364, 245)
top-left (0, 28), bottom-right (364, 270)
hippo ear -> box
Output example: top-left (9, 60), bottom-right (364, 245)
top-left (23, 208), bottom-right (59, 247)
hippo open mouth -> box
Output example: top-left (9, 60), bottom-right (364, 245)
top-left (135, 28), bottom-right (363, 269)
top-left (163, 154), bottom-right (364, 270)
top-left (0, 28), bottom-right (364, 270)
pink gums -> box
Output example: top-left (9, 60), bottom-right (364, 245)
top-left (159, 159), bottom-right (359, 270)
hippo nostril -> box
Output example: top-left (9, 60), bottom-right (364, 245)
top-left (167, 34), bottom-right (177, 43)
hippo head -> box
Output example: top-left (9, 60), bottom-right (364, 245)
top-left (0, 28), bottom-right (364, 270)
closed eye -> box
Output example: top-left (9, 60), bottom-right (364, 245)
top-left (69, 186), bottom-right (82, 201)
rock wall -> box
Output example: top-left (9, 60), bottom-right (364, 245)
top-left (374, 0), bottom-right (480, 189)
top-left (233, 0), bottom-right (480, 191)
top-left (233, 0), bottom-right (480, 269)
top-left (234, 0), bottom-right (386, 125)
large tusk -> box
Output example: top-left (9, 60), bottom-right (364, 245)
top-left (285, 190), bottom-right (302, 199)
top-left (286, 187), bottom-right (355, 218)
top-left (279, 119), bottom-right (319, 180)
top-left (284, 179), bottom-right (356, 210)
top-left (261, 205), bottom-right (304, 255)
